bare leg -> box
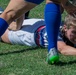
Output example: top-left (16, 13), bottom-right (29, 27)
top-left (1, 29), bottom-right (11, 43)
top-left (0, 0), bottom-right (37, 25)
top-left (44, 0), bottom-right (61, 64)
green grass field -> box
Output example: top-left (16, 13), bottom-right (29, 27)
top-left (0, 0), bottom-right (76, 75)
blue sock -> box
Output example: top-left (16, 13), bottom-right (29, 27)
top-left (0, 18), bottom-right (8, 36)
top-left (44, 3), bottom-right (61, 52)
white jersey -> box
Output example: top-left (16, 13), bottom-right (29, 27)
top-left (8, 19), bottom-right (48, 47)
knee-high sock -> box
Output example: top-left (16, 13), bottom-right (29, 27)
top-left (0, 18), bottom-right (8, 36)
top-left (44, 3), bottom-right (61, 52)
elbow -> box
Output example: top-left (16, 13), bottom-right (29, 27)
top-left (60, 50), bottom-right (68, 55)
top-left (58, 47), bottom-right (68, 55)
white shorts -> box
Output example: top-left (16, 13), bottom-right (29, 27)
top-left (8, 19), bottom-right (45, 46)
top-left (8, 30), bottom-right (36, 46)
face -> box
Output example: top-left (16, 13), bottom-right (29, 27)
top-left (64, 25), bottom-right (76, 44)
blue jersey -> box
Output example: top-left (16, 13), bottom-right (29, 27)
top-left (34, 25), bottom-right (48, 47)
top-left (35, 22), bottom-right (76, 48)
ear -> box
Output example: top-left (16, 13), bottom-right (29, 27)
top-left (63, 24), bottom-right (67, 31)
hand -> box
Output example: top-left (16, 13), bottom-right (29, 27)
top-left (8, 22), bottom-right (19, 31)
top-left (62, 0), bottom-right (76, 17)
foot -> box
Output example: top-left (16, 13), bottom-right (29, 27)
top-left (47, 48), bottom-right (59, 64)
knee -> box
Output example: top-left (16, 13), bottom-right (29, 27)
top-left (1, 10), bottom-right (16, 24)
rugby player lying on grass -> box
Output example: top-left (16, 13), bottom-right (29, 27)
top-left (1, 15), bottom-right (76, 56)
top-left (1, 0), bottom-right (76, 64)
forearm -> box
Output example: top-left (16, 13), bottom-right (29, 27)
top-left (61, 0), bottom-right (68, 5)
top-left (61, 0), bottom-right (71, 9)
top-left (58, 41), bottom-right (76, 55)
top-left (58, 45), bottom-right (76, 56)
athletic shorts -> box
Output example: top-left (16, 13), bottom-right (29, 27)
top-left (8, 30), bottom-right (36, 46)
top-left (8, 19), bottom-right (45, 46)
top-left (25, 0), bottom-right (44, 4)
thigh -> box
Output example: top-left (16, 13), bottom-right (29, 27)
top-left (1, 29), bottom-right (11, 43)
top-left (1, 0), bottom-right (37, 23)
top-left (8, 30), bottom-right (35, 46)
